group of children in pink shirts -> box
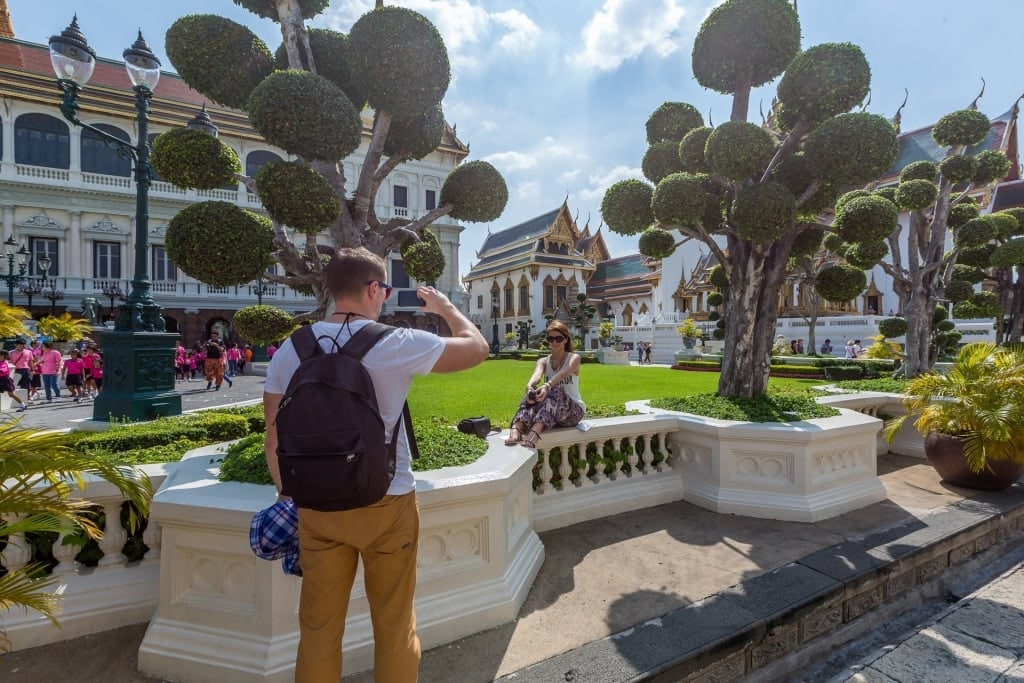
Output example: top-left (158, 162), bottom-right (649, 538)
top-left (173, 341), bottom-right (250, 382)
top-left (0, 339), bottom-right (104, 412)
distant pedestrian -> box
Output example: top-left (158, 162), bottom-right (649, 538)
top-left (0, 350), bottom-right (27, 412)
top-left (820, 339), bottom-right (833, 355)
top-left (852, 339), bottom-right (863, 358)
top-left (39, 342), bottom-right (63, 402)
top-left (203, 331), bottom-right (232, 390)
top-left (62, 349), bottom-right (86, 402)
top-left (266, 342), bottom-right (278, 359)
top-left (643, 342), bottom-right (652, 364)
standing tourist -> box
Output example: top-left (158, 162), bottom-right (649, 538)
top-left (203, 331), bottom-right (232, 390)
top-left (39, 342), bottom-right (63, 403)
top-left (264, 248), bottom-right (488, 682)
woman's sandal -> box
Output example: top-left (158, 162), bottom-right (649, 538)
top-left (504, 427), bottom-right (522, 446)
top-left (520, 430), bottom-right (542, 449)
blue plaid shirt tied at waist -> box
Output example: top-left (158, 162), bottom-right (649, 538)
top-left (249, 498), bottom-right (302, 576)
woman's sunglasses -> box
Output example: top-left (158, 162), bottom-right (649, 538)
top-left (546, 335), bottom-right (566, 343)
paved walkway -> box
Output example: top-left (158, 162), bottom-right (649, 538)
top-left (1, 381), bottom-right (1022, 682)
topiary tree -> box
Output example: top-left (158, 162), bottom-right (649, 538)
top-left (967, 208), bottom-right (1024, 342)
top-left (157, 2), bottom-right (508, 318)
top-left (601, 0), bottom-right (892, 397)
top-left (826, 103), bottom-right (1012, 376)
top-left (232, 305), bottom-right (299, 345)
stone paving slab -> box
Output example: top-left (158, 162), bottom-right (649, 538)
top-left (865, 622), bottom-right (1016, 683)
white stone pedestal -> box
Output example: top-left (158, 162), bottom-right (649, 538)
top-left (596, 348), bottom-right (630, 365)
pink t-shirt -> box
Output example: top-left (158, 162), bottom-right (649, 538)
top-left (90, 355), bottom-right (104, 379)
top-left (9, 348), bottom-right (31, 369)
top-left (0, 360), bottom-right (11, 378)
top-left (39, 349), bottom-right (63, 374)
top-left (64, 358), bottom-right (85, 376)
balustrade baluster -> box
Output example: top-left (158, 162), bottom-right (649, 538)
top-left (626, 436), bottom-right (640, 476)
top-left (537, 448), bottom-right (555, 494)
top-left (1, 515), bottom-right (32, 573)
top-left (575, 439), bottom-right (592, 487)
top-left (52, 532), bottom-right (81, 573)
top-left (609, 437), bottom-right (626, 480)
top-left (655, 431), bottom-right (673, 472)
top-left (557, 447), bottom-right (573, 488)
top-left (96, 502), bottom-right (127, 566)
top-left (640, 433), bottom-right (655, 474)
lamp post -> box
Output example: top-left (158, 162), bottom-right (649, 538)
top-left (35, 254), bottom-right (64, 317)
top-left (49, 16), bottom-right (181, 421)
top-left (2, 236), bottom-right (31, 306)
top-left (491, 293), bottom-right (500, 355)
top-left (18, 279), bottom-right (43, 317)
top-left (101, 282), bottom-right (126, 321)
top-left (254, 275), bottom-right (270, 306)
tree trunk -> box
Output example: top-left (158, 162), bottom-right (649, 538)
top-left (718, 237), bottom-right (791, 397)
top-left (730, 69), bottom-right (753, 123)
top-left (901, 284), bottom-right (934, 377)
top-left (1009, 268), bottom-right (1024, 342)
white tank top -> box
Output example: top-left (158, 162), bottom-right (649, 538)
top-left (545, 354), bottom-right (585, 410)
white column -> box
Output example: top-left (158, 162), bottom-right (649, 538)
top-left (68, 126), bottom-right (82, 183)
top-left (2, 204), bottom-right (13, 239)
top-left (69, 211), bottom-right (82, 279)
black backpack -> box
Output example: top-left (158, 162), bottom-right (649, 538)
top-left (275, 322), bottom-right (418, 511)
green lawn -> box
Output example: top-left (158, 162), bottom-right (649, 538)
top-left (408, 359), bottom-right (824, 426)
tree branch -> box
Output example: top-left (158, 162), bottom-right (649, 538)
top-left (761, 118), bottom-right (811, 182)
top-left (353, 112), bottom-right (393, 226)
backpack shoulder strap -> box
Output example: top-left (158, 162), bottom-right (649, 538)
top-left (290, 325), bottom-right (319, 362)
top-left (341, 322), bottom-right (396, 360)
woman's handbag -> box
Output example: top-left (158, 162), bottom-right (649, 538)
top-left (457, 416), bottom-right (498, 439)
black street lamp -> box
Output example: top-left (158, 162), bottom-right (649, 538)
top-left (18, 279), bottom-right (43, 317)
top-left (253, 275), bottom-right (271, 306)
top-left (101, 282), bottom-right (126, 320)
top-left (43, 280), bottom-right (65, 317)
top-left (491, 293), bottom-right (500, 354)
top-left (50, 16), bottom-right (181, 421)
top-left (2, 236), bottom-right (31, 306)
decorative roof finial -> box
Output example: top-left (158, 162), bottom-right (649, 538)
top-left (969, 77), bottom-right (986, 110)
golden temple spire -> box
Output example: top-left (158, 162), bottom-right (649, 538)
top-left (0, 0), bottom-right (14, 39)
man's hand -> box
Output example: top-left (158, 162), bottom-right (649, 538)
top-left (417, 285), bottom-right (454, 315)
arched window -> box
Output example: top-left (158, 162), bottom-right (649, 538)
top-left (81, 123), bottom-right (131, 176)
top-left (246, 150), bottom-right (283, 178)
top-left (15, 113), bottom-right (70, 168)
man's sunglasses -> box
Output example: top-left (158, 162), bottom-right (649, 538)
top-left (546, 335), bottom-right (566, 343)
top-left (365, 280), bottom-right (394, 299)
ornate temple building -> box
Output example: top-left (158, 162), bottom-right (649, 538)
top-left (0, 3), bottom-right (470, 343)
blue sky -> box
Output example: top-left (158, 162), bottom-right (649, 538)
top-left (10, 1), bottom-right (1024, 276)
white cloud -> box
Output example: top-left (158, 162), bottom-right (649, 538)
top-left (517, 181), bottom-right (541, 201)
top-left (493, 10), bottom-right (541, 52)
top-left (483, 150), bottom-right (538, 172)
top-left (570, 0), bottom-right (687, 72)
top-left (578, 165), bottom-right (645, 202)
top-left (558, 169), bottom-right (581, 185)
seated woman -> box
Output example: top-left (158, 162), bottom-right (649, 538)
top-left (506, 321), bottom-right (586, 449)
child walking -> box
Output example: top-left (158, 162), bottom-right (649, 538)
top-left (62, 349), bottom-right (86, 402)
top-left (0, 350), bottom-right (28, 412)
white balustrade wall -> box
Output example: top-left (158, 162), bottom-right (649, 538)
top-left (2, 390), bottom-right (922, 673)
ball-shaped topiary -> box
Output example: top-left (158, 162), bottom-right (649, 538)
top-left (951, 265), bottom-right (986, 287)
top-left (894, 178), bottom-right (939, 211)
top-left (652, 173), bottom-right (709, 227)
top-left (348, 6), bottom-right (449, 119)
top-left (947, 201), bottom-right (980, 229)
top-left (400, 228), bottom-right (445, 283)
top-left (776, 42), bottom-right (870, 125)
top-left (704, 121), bottom-right (776, 181)
top-left (987, 211), bottom-right (1019, 240)
top-left (966, 290), bottom-right (1002, 318)
top-left (955, 217), bottom-right (997, 248)
top-left (233, 0), bottom-right (329, 21)
top-left (678, 126), bottom-right (713, 173)
top-left (833, 195), bottom-right (899, 242)
top-left (638, 227), bottom-right (676, 259)
top-left (957, 243), bottom-right (996, 269)
top-left (803, 112), bottom-right (899, 186)
top-left (642, 140), bottom-right (685, 183)
top-left (991, 238), bottom-right (1024, 268)
top-left (973, 149), bottom-right (1012, 185)
top-left (601, 179), bottom-right (655, 236)
top-left (691, 0), bottom-right (800, 95)
top-left (835, 189), bottom-right (872, 214)
top-left (383, 104), bottom-right (445, 161)
top-left (932, 304), bottom-right (948, 324)
top-left (708, 310), bottom-right (722, 322)
top-left (822, 231), bottom-right (846, 253)
top-left (150, 128), bottom-right (241, 190)
top-left (730, 181), bottom-right (796, 242)
top-left (707, 292), bottom-right (725, 307)
top-left (815, 263), bottom-right (867, 303)
top-left (874, 186), bottom-right (898, 205)
top-left (247, 70), bottom-right (362, 162)
top-left (938, 154), bottom-right (979, 185)
top-left (899, 160), bottom-right (937, 183)
top-left (440, 160), bottom-right (508, 222)
top-left (771, 152), bottom-right (814, 197)
top-left (232, 305), bottom-right (298, 345)
top-left (255, 162), bottom-right (340, 233)
top-left (166, 16), bottom-right (273, 110)
top-left (791, 227), bottom-right (824, 258)
top-left (646, 102), bottom-right (704, 144)
top-left (843, 240), bottom-right (888, 269)
top-left (943, 280), bottom-right (975, 303)
top-left (932, 109), bottom-right (990, 147)
top-left (877, 317), bottom-right (908, 339)
top-left (1000, 208), bottom-right (1024, 235)
top-left (274, 28), bottom-right (366, 109)
top-left (709, 264), bottom-right (729, 289)
top-left (166, 202), bottom-right (273, 287)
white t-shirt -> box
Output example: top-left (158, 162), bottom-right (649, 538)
top-left (265, 320), bottom-right (445, 496)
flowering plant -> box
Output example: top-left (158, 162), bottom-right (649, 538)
top-left (676, 318), bottom-right (703, 339)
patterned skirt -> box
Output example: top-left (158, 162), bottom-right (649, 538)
top-left (512, 385), bottom-right (584, 430)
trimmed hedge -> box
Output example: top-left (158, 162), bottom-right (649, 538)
top-left (824, 366), bottom-right (863, 381)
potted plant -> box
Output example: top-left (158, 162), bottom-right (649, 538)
top-left (883, 342), bottom-right (1024, 490)
top-left (0, 301), bottom-right (32, 340)
top-left (598, 321), bottom-right (615, 347)
top-left (676, 318), bottom-right (703, 349)
top-left (36, 312), bottom-right (92, 351)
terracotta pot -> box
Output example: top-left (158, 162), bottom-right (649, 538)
top-left (924, 433), bottom-right (1024, 491)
